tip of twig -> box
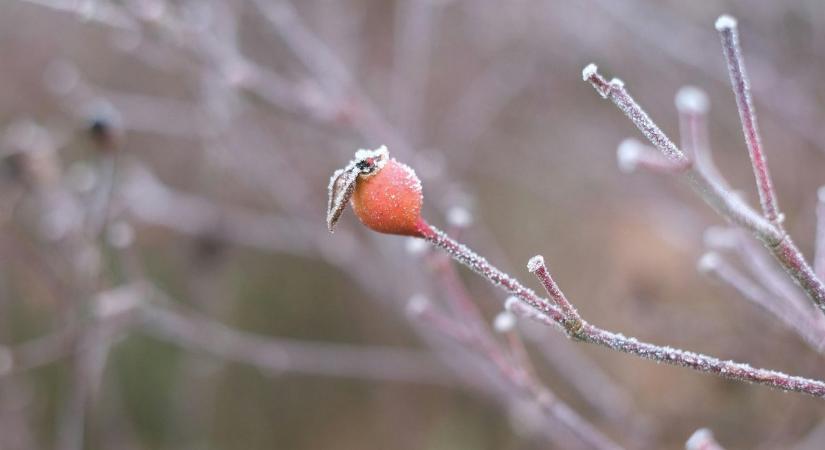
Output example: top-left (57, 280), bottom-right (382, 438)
top-left (675, 86), bottom-right (709, 114)
top-left (582, 63), bottom-right (598, 81)
top-left (715, 15), bottom-right (738, 31)
top-left (686, 428), bottom-right (715, 450)
top-left (581, 63), bottom-right (617, 99)
top-left (493, 310), bottom-right (517, 333)
top-left (526, 255), bottom-right (545, 273)
top-left (405, 294), bottom-right (431, 317)
top-left (697, 252), bottom-right (722, 274)
top-left (617, 139), bottom-right (642, 173)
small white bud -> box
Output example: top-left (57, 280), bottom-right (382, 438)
top-left (405, 237), bottom-right (429, 256)
top-left (617, 139), bottom-right (642, 173)
top-left (493, 311), bottom-right (517, 333)
top-left (406, 294), bottom-right (430, 317)
top-left (107, 221), bottom-right (135, 249)
top-left (686, 428), bottom-right (715, 450)
top-left (697, 252), bottom-right (721, 274)
top-left (675, 86), bottom-right (709, 114)
top-left (446, 206), bottom-right (473, 228)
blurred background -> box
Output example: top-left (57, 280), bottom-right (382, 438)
top-left (1, 0), bottom-right (825, 449)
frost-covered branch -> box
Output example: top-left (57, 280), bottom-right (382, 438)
top-left (716, 15), bottom-right (781, 225)
top-left (417, 224), bottom-right (825, 398)
top-left (582, 62), bottom-right (825, 317)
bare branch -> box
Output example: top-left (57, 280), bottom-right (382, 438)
top-left (816, 186), bottom-right (825, 282)
top-left (716, 15), bottom-right (782, 225)
top-left (420, 224), bottom-right (825, 398)
top-left (583, 64), bottom-right (825, 316)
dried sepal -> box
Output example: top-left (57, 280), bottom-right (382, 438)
top-left (326, 166), bottom-right (358, 232)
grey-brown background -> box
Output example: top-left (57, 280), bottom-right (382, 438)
top-left (1, 1), bottom-right (824, 449)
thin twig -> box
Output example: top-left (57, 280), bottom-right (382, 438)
top-left (815, 186), bottom-right (825, 282)
top-left (715, 16), bottom-right (781, 225)
top-left (675, 86), bottom-right (728, 188)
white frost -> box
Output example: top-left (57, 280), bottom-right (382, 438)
top-left (493, 311), bottom-right (517, 333)
top-left (406, 294), bottom-right (430, 317)
top-left (715, 15), bottom-right (737, 31)
top-left (675, 86), bottom-right (709, 114)
top-left (697, 252), bottom-right (721, 274)
top-left (405, 237), bottom-right (429, 255)
top-left (447, 206), bottom-right (473, 228)
top-left (685, 428), bottom-right (714, 450)
top-left (582, 63), bottom-right (598, 81)
top-left (617, 139), bottom-right (642, 173)
top-left (526, 255), bottom-right (545, 273)
top-left (353, 145), bottom-right (389, 175)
